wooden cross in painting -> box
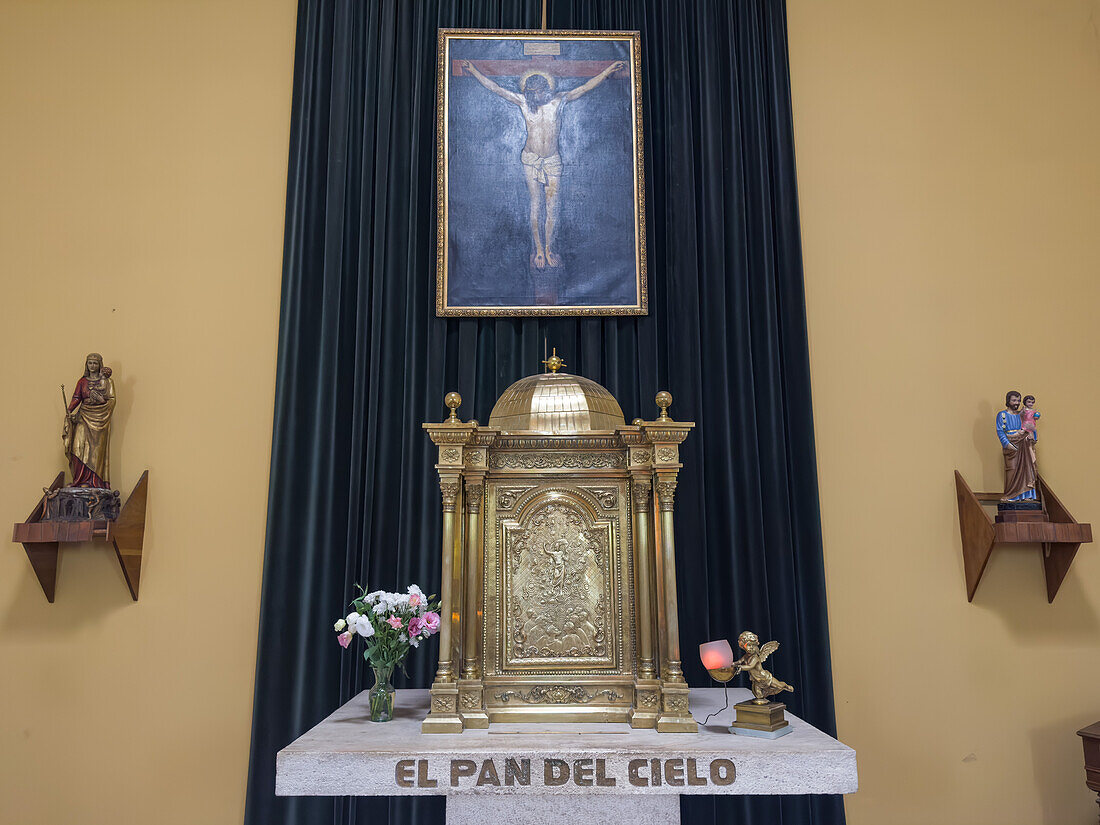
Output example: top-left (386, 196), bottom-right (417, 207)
top-left (451, 42), bottom-right (628, 86)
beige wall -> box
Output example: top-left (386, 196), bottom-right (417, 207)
top-left (0, 1), bottom-right (296, 823)
top-left (2, 1), bottom-right (1098, 823)
top-left (788, 0), bottom-right (1100, 822)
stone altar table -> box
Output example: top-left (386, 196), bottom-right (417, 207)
top-left (277, 687), bottom-right (857, 824)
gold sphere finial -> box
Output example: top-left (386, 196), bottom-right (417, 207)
top-left (655, 391), bottom-right (673, 422)
top-left (444, 391), bottom-right (462, 424)
top-left (631, 417), bottom-right (644, 426)
top-left (541, 347), bottom-right (566, 374)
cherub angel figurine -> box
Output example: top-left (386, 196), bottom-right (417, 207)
top-left (733, 631), bottom-right (795, 704)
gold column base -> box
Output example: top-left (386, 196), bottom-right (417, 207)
top-left (731, 700), bottom-right (789, 734)
top-left (458, 680), bottom-right (489, 729)
top-left (655, 683), bottom-right (697, 732)
top-left (628, 679), bottom-right (661, 728)
top-left (421, 682), bottom-right (463, 734)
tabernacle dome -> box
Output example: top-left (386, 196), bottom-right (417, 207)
top-left (487, 371), bottom-right (626, 434)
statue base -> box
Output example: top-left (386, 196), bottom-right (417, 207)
top-left (730, 700), bottom-right (791, 738)
top-left (45, 486), bottom-right (121, 521)
top-left (998, 500), bottom-right (1043, 509)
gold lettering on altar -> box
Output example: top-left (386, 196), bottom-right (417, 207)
top-left (399, 757), bottom-right (735, 789)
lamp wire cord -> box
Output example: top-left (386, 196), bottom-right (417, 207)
top-left (696, 681), bottom-right (730, 727)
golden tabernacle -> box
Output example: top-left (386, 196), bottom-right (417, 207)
top-left (422, 355), bottom-right (696, 733)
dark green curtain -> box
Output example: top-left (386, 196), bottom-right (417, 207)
top-left (245, 2), bottom-right (844, 824)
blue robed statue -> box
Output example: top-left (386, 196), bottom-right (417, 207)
top-left (996, 390), bottom-right (1041, 502)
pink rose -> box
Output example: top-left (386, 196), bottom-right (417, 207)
top-left (386, 615), bottom-right (403, 630)
top-left (408, 616), bottom-right (424, 637)
top-left (422, 612), bottom-right (441, 634)
top-left (337, 631), bottom-right (353, 649)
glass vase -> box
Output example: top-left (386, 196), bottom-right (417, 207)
top-left (368, 664), bottom-right (395, 722)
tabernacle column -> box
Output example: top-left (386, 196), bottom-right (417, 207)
top-left (645, 393), bottom-right (697, 733)
top-left (628, 463), bottom-right (660, 728)
top-left (458, 449), bottom-right (489, 728)
top-left (422, 394), bottom-right (473, 733)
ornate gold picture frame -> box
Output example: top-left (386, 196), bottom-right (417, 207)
top-left (436, 29), bottom-right (647, 317)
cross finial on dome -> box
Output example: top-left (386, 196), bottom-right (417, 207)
top-left (541, 347), bottom-right (566, 374)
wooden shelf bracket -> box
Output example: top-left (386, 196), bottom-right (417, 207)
top-left (954, 471), bottom-right (1091, 603)
top-left (12, 471), bottom-right (149, 603)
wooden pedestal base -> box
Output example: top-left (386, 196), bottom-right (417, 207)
top-left (12, 471), bottom-right (149, 602)
top-left (730, 700), bottom-right (790, 738)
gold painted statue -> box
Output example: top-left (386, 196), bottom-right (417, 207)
top-left (62, 353), bottom-right (116, 489)
top-left (733, 631), bottom-right (794, 705)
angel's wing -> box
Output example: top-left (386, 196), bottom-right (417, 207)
top-left (758, 640), bottom-right (780, 662)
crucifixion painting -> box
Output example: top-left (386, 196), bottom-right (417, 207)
top-left (436, 31), bottom-right (648, 316)
top-left (461, 58), bottom-right (626, 271)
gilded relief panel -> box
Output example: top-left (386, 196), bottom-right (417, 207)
top-left (485, 483), bottom-right (633, 677)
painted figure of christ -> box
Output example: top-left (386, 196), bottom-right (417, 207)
top-left (461, 60), bottom-right (625, 270)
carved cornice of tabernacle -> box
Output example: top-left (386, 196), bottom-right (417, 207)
top-left (631, 477), bottom-right (652, 508)
top-left (464, 448), bottom-right (487, 468)
top-left (471, 432), bottom-right (498, 447)
top-left (616, 429), bottom-right (648, 446)
top-left (655, 479), bottom-right (678, 511)
top-left (489, 451), bottom-right (626, 470)
top-left (492, 435), bottom-right (625, 451)
top-left (440, 480), bottom-right (461, 512)
top-left (494, 685), bottom-right (623, 705)
top-left (642, 427), bottom-right (693, 445)
top-left (424, 426), bottom-right (475, 446)
top-left (464, 482), bottom-right (484, 513)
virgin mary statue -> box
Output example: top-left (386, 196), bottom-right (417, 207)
top-left (62, 353), bottom-right (115, 489)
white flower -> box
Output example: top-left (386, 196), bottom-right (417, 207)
top-left (372, 601), bottom-right (388, 615)
top-left (386, 591), bottom-right (408, 609)
top-left (356, 616), bottom-right (375, 638)
top-left (364, 590), bottom-right (384, 605)
top-left (346, 611), bottom-right (361, 628)
top-left (334, 619), bottom-right (347, 632)
top-left (409, 636), bottom-right (420, 648)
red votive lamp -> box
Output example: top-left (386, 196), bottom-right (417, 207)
top-left (699, 639), bottom-right (734, 674)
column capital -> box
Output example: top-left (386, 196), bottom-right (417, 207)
top-left (440, 479), bottom-right (461, 512)
top-left (464, 480), bottom-right (484, 513)
top-left (655, 478), bottom-right (678, 512)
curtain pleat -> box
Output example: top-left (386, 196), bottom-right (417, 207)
top-left (245, 2), bottom-right (843, 824)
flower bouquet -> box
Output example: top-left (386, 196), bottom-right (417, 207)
top-left (334, 584), bottom-right (441, 722)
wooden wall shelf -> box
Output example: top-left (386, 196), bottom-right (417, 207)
top-left (12, 471), bottom-right (149, 602)
top-left (954, 472), bottom-right (1092, 603)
